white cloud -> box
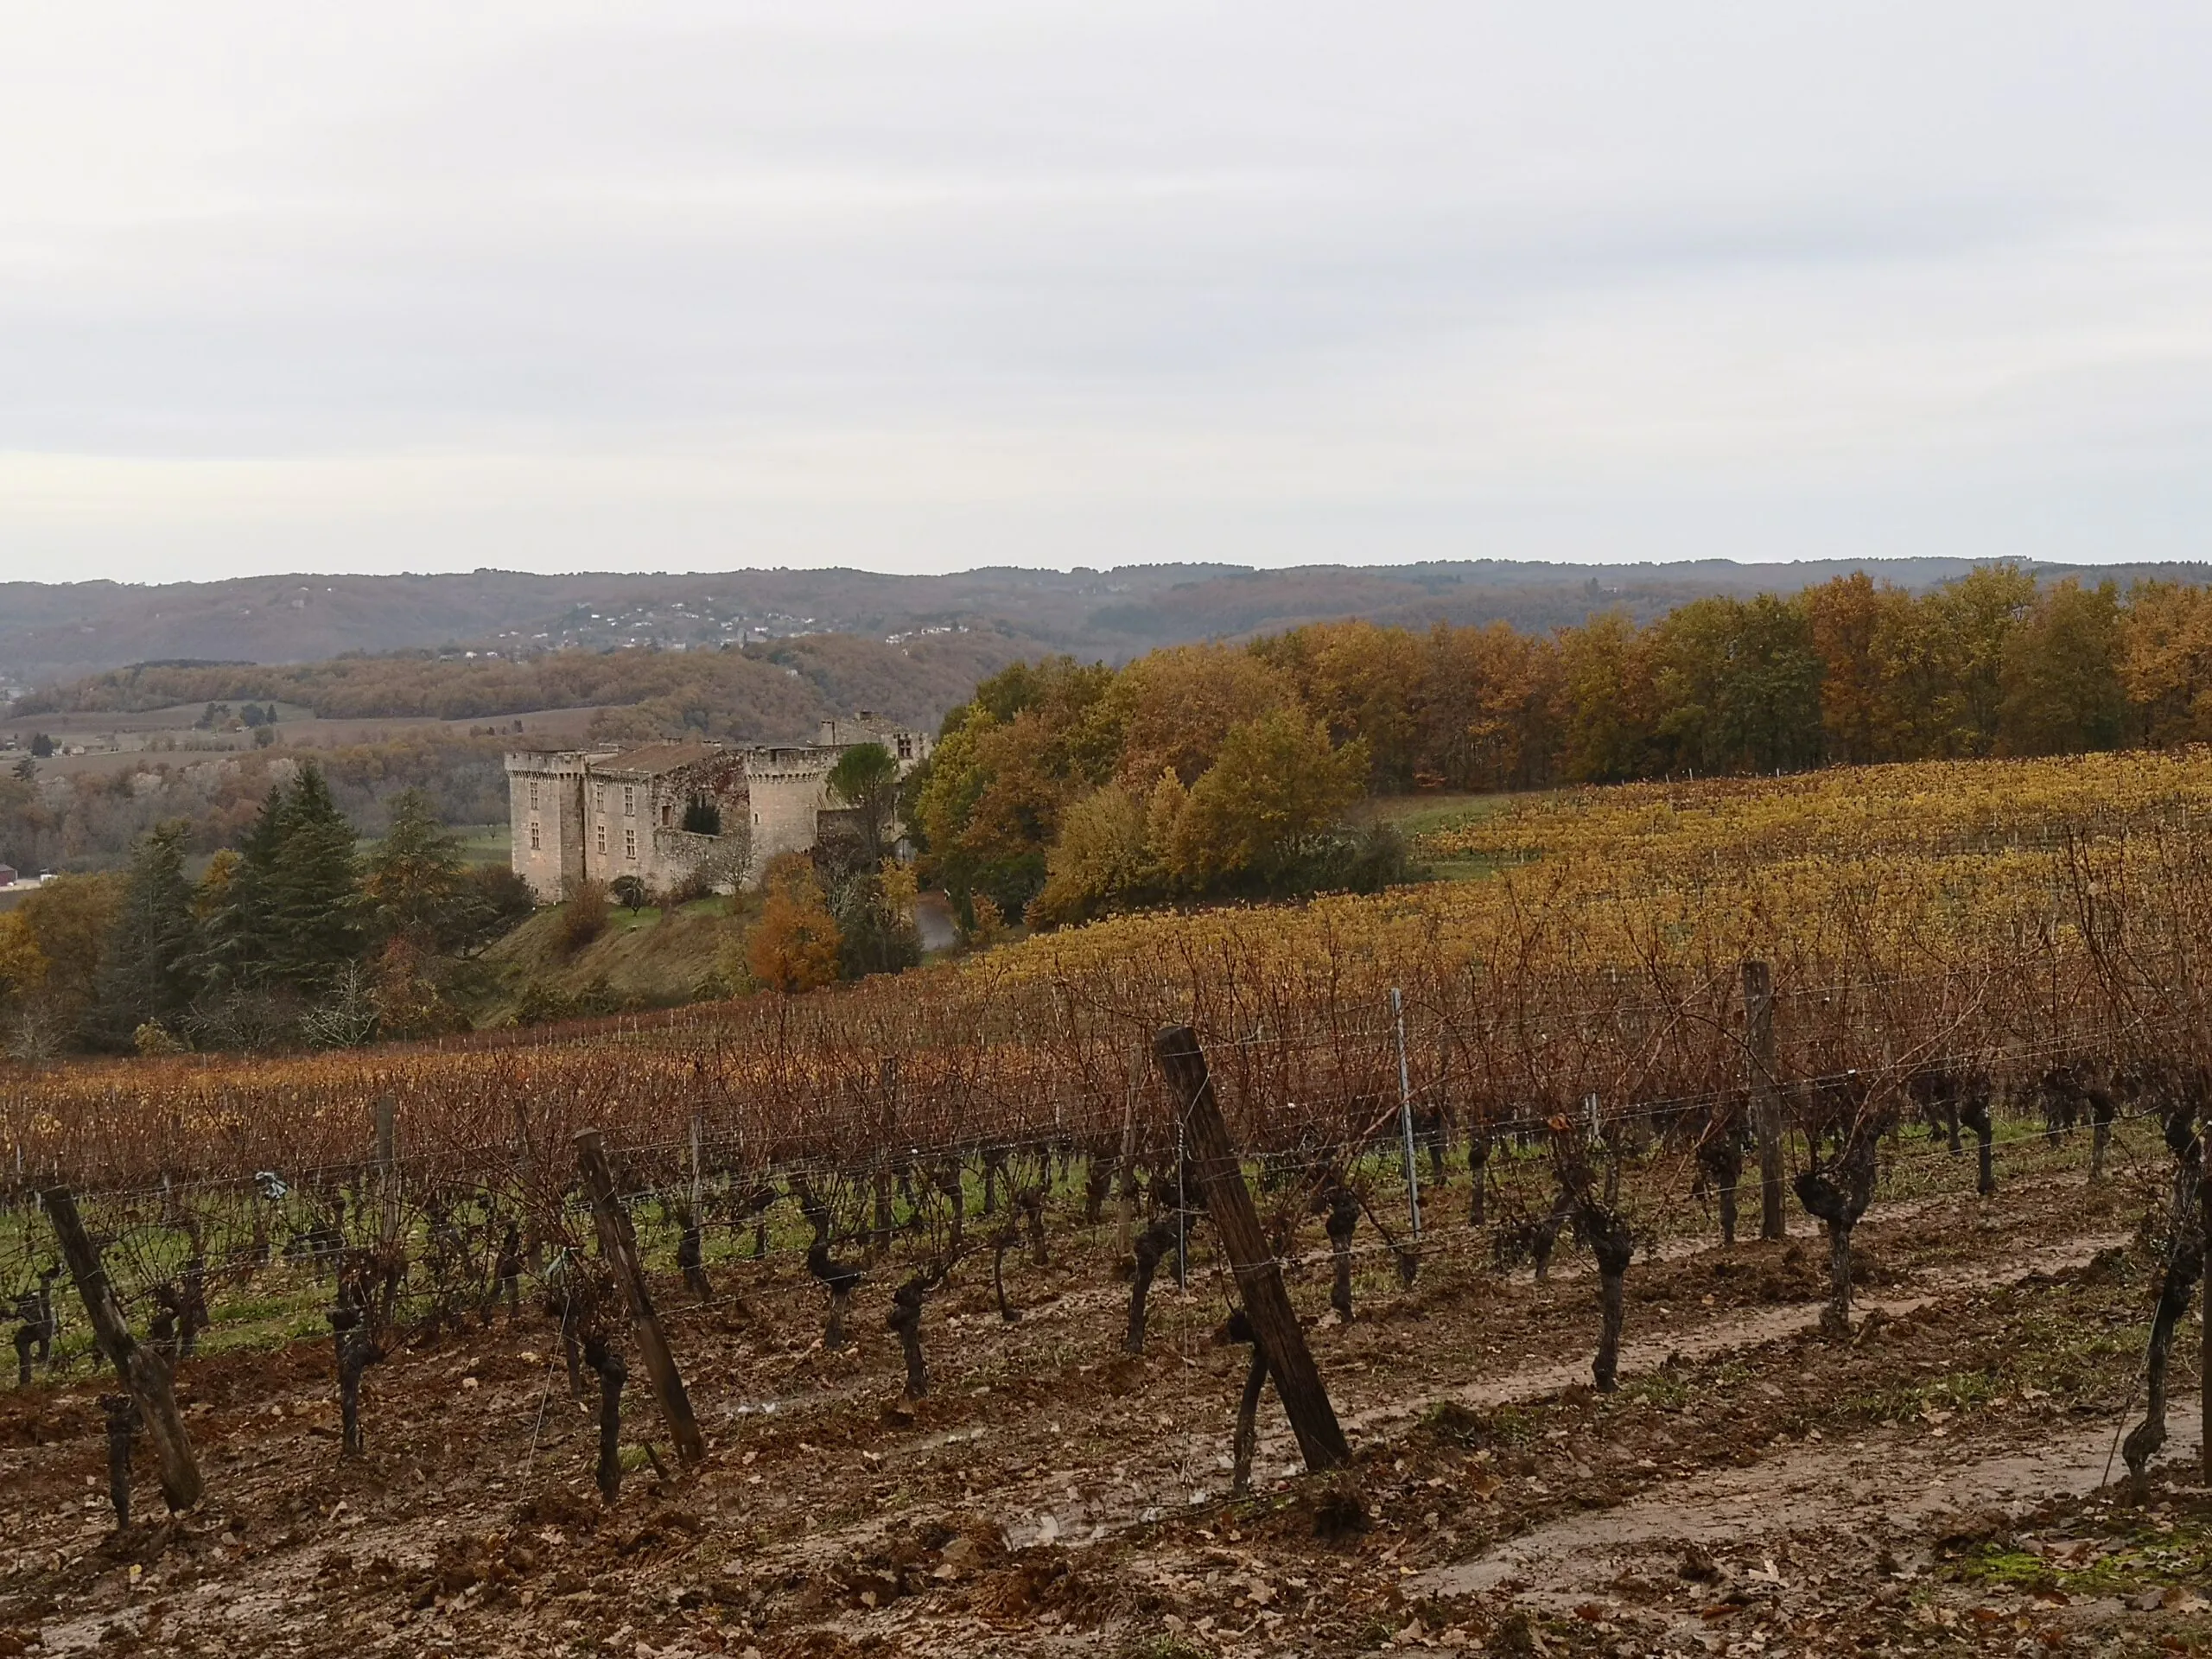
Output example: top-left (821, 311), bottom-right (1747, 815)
top-left (3, 2), bottom-right (2210, 577)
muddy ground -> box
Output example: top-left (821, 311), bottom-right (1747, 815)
top-left (4, 1154), bottom-right (2211, 1657)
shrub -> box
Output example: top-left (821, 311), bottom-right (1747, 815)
top-left (511, 979), bottom-right (577, 1027)
top-left (558, 880), bottom-right (611, 954)
top-left (132, 1022), bottom-right (188, 1056)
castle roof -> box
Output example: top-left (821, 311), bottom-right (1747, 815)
top-left (594, 741), bottom-right (727, 777)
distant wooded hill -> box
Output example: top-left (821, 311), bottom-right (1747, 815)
top-left (10, 558), bottom-right (2208, 695)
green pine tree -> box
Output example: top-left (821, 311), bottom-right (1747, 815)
top-left (264, 764), bottom-right (364, 992)
top-left (365, 789), bottom-right (469, 949)
top-left (205, 785), bottom-right (283, 991)
top-left (208, 764), bottom-right (364, 995)
top-left (89, 820), bottom-right (200, 1048)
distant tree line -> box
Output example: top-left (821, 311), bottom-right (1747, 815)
top-left (12, 631), bottom-right (1027, 739)
top-left (0, 731), bottom-right (512, 880)
top-left (910, 565), bottom-right (2212, 927)
top-left (0, 769), bottom-right (531, 1058)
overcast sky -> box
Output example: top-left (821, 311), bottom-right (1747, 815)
top-left (3, 3), bottom-right (2210, 582)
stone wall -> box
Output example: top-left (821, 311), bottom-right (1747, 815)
top-left (505, 753), bottom-right (587, 901)
top-left (508, 728), bottom-right (926, 899)
top-left (743, 748), bottom-right (837, 879)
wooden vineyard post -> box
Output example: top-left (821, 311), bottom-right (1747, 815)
top-left (375, 1093), bottom-right (399, 1252)
top-left (1391, 988), bottom-right (1422, 1241)
top-left (1116, 1089), bottom-right (1138, 1257)
top-left (43, 1186), bottom-right (203, 1512)
top-left (1744, 961), bottom-right (1784, 1242)
top-left (874, 1058), bottom-right (898, 1256)
top-left (1154, 1025), bottom-right (1351, 1473)
top-left (573, 1131), bottom-right (707, 1467)
top-left (2202, 1095), bottom-right (2211, 1485)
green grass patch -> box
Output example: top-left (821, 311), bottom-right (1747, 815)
top-left (1953, 1520), bottom-right (2212, 1599)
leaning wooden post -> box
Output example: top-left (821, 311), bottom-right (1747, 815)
top-left (44, 1186), bottom-right (203, 1512)
top-left (1744, 962), bottom-right (1785, 1242)
top-left (1154, 1026), bottom-right (1350, 1473)
top-left (572, 1132), bottom-right (707, 1467)
top-left (2202, 1094), bottom-right (2212, 1486)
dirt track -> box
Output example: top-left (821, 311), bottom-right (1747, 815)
top-left (5, 1160), bottom-right (2212, 1657)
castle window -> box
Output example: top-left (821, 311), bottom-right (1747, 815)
top-left (594, 782), bottom-right (607, 812)
top-left (623, 785), bottom-right (637, 817)
top-left (529, 819), bottom-right (541, 851)
top-left (661, 801), bottom-right (672, 828)
top-left (595, 823), bottom-right (607, 856)
top-left (528, 779), bottom-right (540, 810)
top-left (625, 827), bottom-right (638, 861)
top-left (896, 734), bottom-right (913, 760)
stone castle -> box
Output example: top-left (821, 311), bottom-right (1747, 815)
top-left (505, 715), bottom-right (931, 901)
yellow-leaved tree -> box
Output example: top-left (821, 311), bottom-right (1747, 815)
top-left (1166, 710), bottom-right (1367, 890)
top-left (1025, 783), bottom-right (1156, 928)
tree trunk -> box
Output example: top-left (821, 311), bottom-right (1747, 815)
top-left (1324, 1188), bottom-right (1358, 1321)
top-left (1228, 1312), bottom-right (1268, 1498)
top-left (676, 1208), bottom-right (711, 1301)
top-left (1578, 1199), bottom-right (1633, 1393)
top-left (1794, 1129), bottom-right (1876, 1338)
top-left (585, 1336), bottom-right (626, 1504)
top-left (1125, 1217), bottom-right (1179, 1356)
top-left (1823, 1218), bottom-right (1853, 1336)
top-left (330, 1302), bottom-right (384, 1457)
top-left (1466, 1130), bottom-right (1490, 1229)
top-left (1084, 1151), bottom-right (1110, 1226)
top-left (1020, 1185), bottom-right (1048, 1268)
top-left (1962, 1096), bottom-right (1996, 1197)
top-left (992, 1224), bottom-right (1023, 1324)
top-left (1744, 961), bottom-right (1785, 1241)
top-left (935, 1160), bottom-right (965, 1254)
top-left (2123, 1242), bottom-right (2201, 1493)
top-left (1699, 1129), bottom-right (1744, 1248)
top-left (887, 1262), bottom-right (946, 1400)
top-left (1593, 1272), bottom-right (1625, 1393)
top-left (2090, 1093), bottom-right (2114, 1183)
top-left (1531, 1183), bottom-right (1575, 1282)
top-left (102, 1394), bottom-right (138, 1529)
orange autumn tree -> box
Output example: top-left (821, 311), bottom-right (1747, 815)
top-left (745, 854), bottom-right (842, 994)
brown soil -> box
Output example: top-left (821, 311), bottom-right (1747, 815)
top-left (3, 1168), bottom-right (2209, 1658)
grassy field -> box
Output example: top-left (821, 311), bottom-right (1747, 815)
top-left (474, 889), bottom-right (748, 1023)
top-left (1357, 788), bottom-right (1532, 880)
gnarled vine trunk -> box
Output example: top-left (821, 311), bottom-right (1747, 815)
top-left (1794, 1127), bottom-right (1878, 1337)
top-left (1575, 1198), bottom-right (1633, 1392)
top-left (584, 1334), bottom-right (626, 1504)
top-left (101, 1393), bottom-right (139, 1529)
top-left (1323, 1188), bottom-right (1359, 1320)
top-left (1125, 1217), bottom-right (1181, 1356)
